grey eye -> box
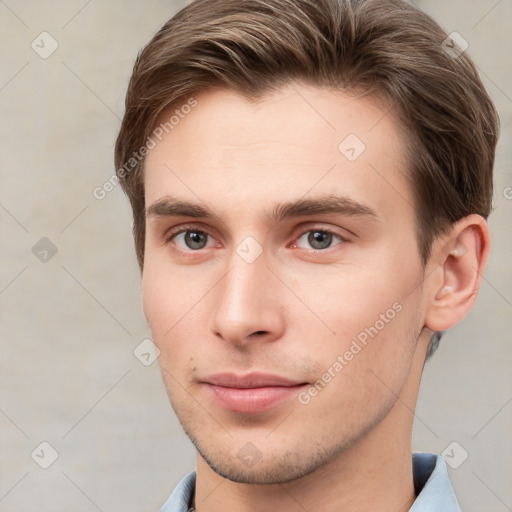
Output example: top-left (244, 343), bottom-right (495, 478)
top-left (307, 230), bottom-right (333, 250)
top-left (179, 230), bottom-right (209, 249)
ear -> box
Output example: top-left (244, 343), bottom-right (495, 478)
top-left (424, 214), bottom-right (490, 332)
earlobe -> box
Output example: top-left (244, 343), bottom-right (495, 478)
top-left (425, 215), bottom-right (490, 332)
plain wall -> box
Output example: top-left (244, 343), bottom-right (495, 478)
top-left (0, 1), bottom-right (510, 510)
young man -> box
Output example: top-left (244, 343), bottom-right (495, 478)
top-left (115, 0), bottom-right (499, 510)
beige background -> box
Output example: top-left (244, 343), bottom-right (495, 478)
top-left (0, 0), bottom-right (510, 510)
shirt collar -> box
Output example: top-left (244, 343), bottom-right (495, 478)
top-left (159, 471), bottom-right (196, 512)
top-left (410, 453), bottom-right (461, 511)
top-left (159, 453), bottom-right (460, 512)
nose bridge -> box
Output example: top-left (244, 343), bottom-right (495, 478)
top-left (220, 251), bottom-right (268, 322)
top-left (211, 248), bottom-right (283, 344)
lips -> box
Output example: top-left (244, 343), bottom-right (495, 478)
top-left (202, 373), bottom-right (308, 414)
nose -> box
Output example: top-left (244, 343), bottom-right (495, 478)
top-left (210, 252), bottom-right (286, 347)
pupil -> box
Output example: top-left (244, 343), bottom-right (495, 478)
top-left (308, 231), bottom-right (332, 249)
top-left (186, 231), bottom-right (207, 249)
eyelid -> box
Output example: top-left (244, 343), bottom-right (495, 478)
top-left (164, 222), bottom-right (215, 242)
top-left (162, 221), bottom-right (351, 253)
top-left (290, 223), bottom-right (352, 246)
top-left (164, 223), bottom-right (221, 253)
top-left (294, 231), bottom-right (343, 251)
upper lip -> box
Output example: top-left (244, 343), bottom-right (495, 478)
top-left (202, 373), bottom-right (306, 388)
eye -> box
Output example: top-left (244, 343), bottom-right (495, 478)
top-left (172, 230), bottom-right (214, 250)
top-left (295, 230), bottom-right (343, 250)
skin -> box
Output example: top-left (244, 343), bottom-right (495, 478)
top-left (142, 85), bottom-right (489, 512)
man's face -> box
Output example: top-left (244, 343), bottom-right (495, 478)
top-left (142, 86), bottom-right (429, 483)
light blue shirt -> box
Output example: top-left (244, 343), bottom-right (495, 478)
top-left (159, 453), bottom-right (461, 511)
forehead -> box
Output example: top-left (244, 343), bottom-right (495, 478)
top-left (144, 85), bottom-right (412, 221)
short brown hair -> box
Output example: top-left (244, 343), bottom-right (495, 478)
top-left (115, 0), bottom-right (499, 270)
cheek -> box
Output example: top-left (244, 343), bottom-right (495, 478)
top-left (142, 251), bottom-right (200, 327)
top-left (288, 255), bottom-right (424, 384)
top-left (298, 297), bottom-right (421, 433)
top-left (142, 265), bottom-right (171, 330)
top-left (142, 261), bottom-right (185, 353)
top-left (142, 258), bottom-right (215, 374)
top-left (290, 258), bottom-right (418, 335)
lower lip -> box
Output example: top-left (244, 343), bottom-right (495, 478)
top-left (205, 384), bottom-right (306, 414)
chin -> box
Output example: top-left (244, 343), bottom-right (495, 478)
top-left (199, 449), bottom-right (321, 485)
top-left (185, 424), bottom-right (348, 485)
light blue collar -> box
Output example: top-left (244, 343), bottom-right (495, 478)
top-left (159, 453), bottom-right (460, 511)
top-left (410, 453), bottom-right (461, 511)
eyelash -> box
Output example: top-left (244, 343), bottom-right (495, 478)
top-left (292, 229), bottom-right (345, 251)
top-left (165, 224), bottom-right (348, 253)
top-left (165, 224), bottom-right (212, 242)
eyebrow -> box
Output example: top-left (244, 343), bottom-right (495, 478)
top-left (145, 195), bottom-right (378, 222)
top-left (270, 196), bottom-right (377, 222)
top-left (146, 197), bottom-right (214, 220)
